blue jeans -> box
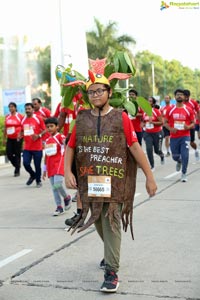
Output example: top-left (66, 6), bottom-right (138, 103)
top-left (23, 150), bottom-right (43, 183)
top-left (170, 136), bottom-right (190, 174)
top-left (49, 175), bottom-right (67, 207)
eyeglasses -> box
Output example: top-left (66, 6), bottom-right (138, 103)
top-left (87, 88), bottom-right (107, 97)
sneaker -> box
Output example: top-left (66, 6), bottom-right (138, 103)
top-left (36, 182), bottom-right (42, 188)
top-left (53, 206), bottom-right (64, 216)
top-left (161, 156), bottom-right (165, 165)
top-left (14, 172), bottom-right (20, 177)
top-left (165, 152), bottom-right (170, 157)
top-left (181, 173), bottom-right (187, 182)
top-left (99, 258), bottom-right (106, 270)
top-left (100, 270), bottom-right (119, 293)
top-left (71, 193), bottom-right (77, 202)
top-left (176, 161), bottom-right (182, 172)
top-left (151, 167), bottom-right (155, 172)
top-left (64, 213), bottom-right (83, 227)
top-left (26, 176), bottom-right (36, 186)
top-left (195, 150), bottom-right (199, 161)
top-left (64, 195), bottom-right (71, 210)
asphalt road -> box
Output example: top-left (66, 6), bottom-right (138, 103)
top-left (0, 151), bottom-right (200, 300)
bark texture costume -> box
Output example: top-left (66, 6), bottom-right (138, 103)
top-left (70, 108), bottom-right (137, 239)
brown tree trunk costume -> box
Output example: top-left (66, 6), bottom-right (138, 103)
top-left (69, 108), bottom-right (137, 239)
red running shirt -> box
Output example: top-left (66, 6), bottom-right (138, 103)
top-left (44, 132), bottom-right (66, 177)
top-left (4, 113), bottom-right (23, 139)
top-left (165, 105), bottom-right (194, 138)
top-left (21, 115), bottom-right (46, 150)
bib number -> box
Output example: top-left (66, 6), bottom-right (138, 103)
top-left (174, 121), bottom-right (185, 130)
top-left (45, 143), bottom-right (57, 156)
top-left (7, 127), bottom-right (15, 135)
top-left (88, 176), bottom-right (111, 198)
top-left (24, 124), bottom-right (34, 136)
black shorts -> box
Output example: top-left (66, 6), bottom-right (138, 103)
top-left (190, 128), bottom-right (195, 142)
top-left (163, 127), bottom-right (170, 138)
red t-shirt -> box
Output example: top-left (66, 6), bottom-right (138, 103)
top-left (53, 102), bottom-right (61, 118)
top-left (68, 111), bottom-right (138, 148)
top-left (34, 107), bottom-right (51, 119)
top-left (5, 113), bottom-right (23, 139)
top-left (184, 99), bottom-right (199, 125)
top-left (34, 107), bottom-right (51, 141)
top-left (21, 115), bottom-right (46, 150)
top-left (129, 107), bottom-right (143, 132)
top-left (142, 108), bottom-right (162, 133)
top-left (165, 105), bottom-right (194, 138)
top-left (44, 132), bottom-right (66, 177)
top-left (160, 104), bottom-right (174, 117)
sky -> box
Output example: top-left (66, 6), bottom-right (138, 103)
top-left (0, 0), bottom-right (200, 70)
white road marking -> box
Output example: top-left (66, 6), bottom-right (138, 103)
top-left (135, 193), bottom-right (141, 197)
top-left (164, 172), bottom-right (180, 179)
top-left (0, 249), bottom-right (32, 268)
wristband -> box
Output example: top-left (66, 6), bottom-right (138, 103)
top-left (43, 165), bottom-right (47, 172)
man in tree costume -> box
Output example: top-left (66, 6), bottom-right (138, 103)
top-left (63, 58), bottom-right (157, 293)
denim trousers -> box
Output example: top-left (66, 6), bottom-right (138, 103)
top-left (23, 150), bottom-right (43, 183)
top-left (49, 175), bottom-right (67, 207)
top-left (170, 136), bottom-right (190, 174)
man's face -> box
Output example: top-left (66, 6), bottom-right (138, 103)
top-left (175, 92), bottom-right (185, 103)
top-left (32, 100), bottom-right (40, 111)
top-left (164, 95), bottom-right (171, 104)
top-left (25, 105), bottom-right (34, 117)
top-left (129, 92), bottom-right (137, 100)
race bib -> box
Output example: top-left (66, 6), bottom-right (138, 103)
top-left (7, 127), bottom-right (15, 135)
top-left (24, 124), bottom-right (34, 136)
top-left (88, 176), bottom-right (111, 198)
top-left (145, 122), bottom-right (154, 129)
top-left (174, 121), bottom-right (185, 130)
top-left (44, 143), bottom-right (57, 156)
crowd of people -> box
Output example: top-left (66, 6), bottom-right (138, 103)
top-left (2, 85), bottom-right (200, 293)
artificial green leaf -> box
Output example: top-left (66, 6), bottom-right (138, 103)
top-left (63, 86), bottom-right (78, 107)
top-left (137, 97), bottom-right (152, 116)
top-left (117, 51), bottom-right (128, 73)
top-left (123, 52), bottom-right (136, 75)
top-left (123, 100), bottom-right (137, 116)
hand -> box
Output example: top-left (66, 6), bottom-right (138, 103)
top-left (65, 171), bottom-right (77, 189)
top-left (31, 134), bottom-right (39, 141)
top-left (170, 127), bottom-right (177, 133)
top-left (146, 177), bottom-right (157, 197)
top-left (42, 171), bottom-right (46, 180)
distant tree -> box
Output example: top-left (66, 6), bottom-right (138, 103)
top-left (86, 18), bottom-right (136, 61)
